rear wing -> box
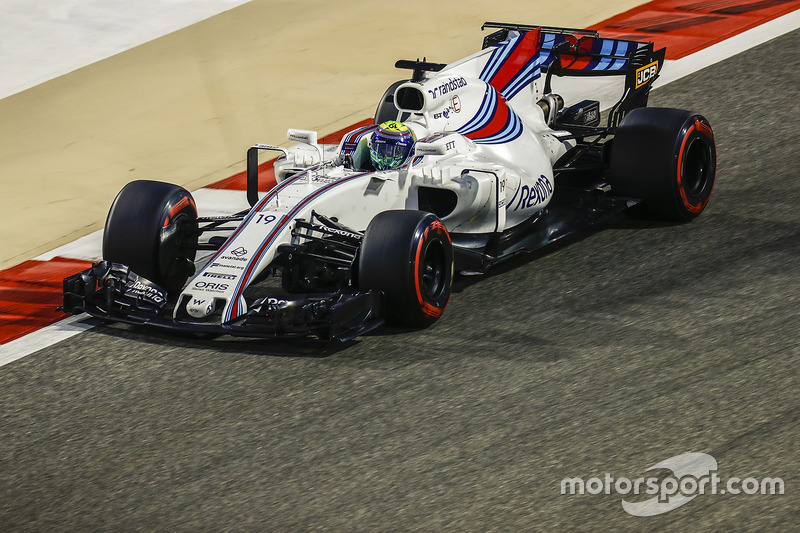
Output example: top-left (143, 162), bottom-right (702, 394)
top-left (481, 22), bottom-right (666, 126)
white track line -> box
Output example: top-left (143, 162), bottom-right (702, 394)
top-left (0, 315), bottom-right (97, 367)
top-left (655, 8), bottom-right (800, 88)
top-left (3, 10), bottom-right (798, 365)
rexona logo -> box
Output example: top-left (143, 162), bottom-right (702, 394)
top-left (320, 225), bottom-right (362, 241)
top-left (635, 61), bottom-right (659, 89)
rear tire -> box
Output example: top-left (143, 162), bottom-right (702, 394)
top-left (608, 107), bottom-right (716, 222)
top-left (103, 180), bottom-right (198, 292)
top-left (359, 210), bottom-right (453, 327)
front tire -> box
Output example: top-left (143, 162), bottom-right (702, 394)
top-left (359, 210), bottom-right (453, 327)
top-left (608, 107), bottom-right (716, 222)
top-left (103, 180), bottom-right (198, 292)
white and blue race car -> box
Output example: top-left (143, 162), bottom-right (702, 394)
top-left (62, 22), bottom-right (716, 340)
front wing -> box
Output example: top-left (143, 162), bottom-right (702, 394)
top-left (61, 262), bottom-right (384, 341)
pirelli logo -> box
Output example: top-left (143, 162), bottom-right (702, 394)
top-left (635, 61), bottom-right (659, 89)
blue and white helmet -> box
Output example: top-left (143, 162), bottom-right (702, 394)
top-left (368, 121), bottom-right (415, 170)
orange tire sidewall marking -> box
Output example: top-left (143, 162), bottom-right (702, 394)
top-left (413, 221), bottom-right (447, 318)
top-left (676, 118), bottom-right (714, 214)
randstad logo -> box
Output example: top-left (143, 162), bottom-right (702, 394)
top-left (560, 452), bottom-right (785, 516)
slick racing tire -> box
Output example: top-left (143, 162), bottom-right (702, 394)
top-left (103, 180), bottom-right (198, 292)
top-left (608, 107), bottom-right (716, 222)
top-left (359, 210), bottom-right (453, 327)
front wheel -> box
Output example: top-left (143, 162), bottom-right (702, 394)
top-left (103, 180), bottom-right (198, 292)
top-left (358, 210), bottom-right (453, 327)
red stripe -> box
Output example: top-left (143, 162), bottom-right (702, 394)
top-left (0, 258), bottom-right (91, 344)
top-left (465, 91), bottom-right (511, 142)
top-left (591, 0), bottom-right (800, 59)
top-left (488, 29), bottom-right (540, 94)
top-left (560, 37), bottom-right (595, 70)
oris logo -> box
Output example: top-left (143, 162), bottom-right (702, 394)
top-left (193, 281), bottom-right (229, 291)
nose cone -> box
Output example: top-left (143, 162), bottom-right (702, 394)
top-left (186, 297), bottom-right (216, 318)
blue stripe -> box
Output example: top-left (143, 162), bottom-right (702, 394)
top-left (540, 32), bottom-right (559, 51)
top-left (595, 57), bottom-right (612, 70)
top-left (609, 59), bottom-right (628, 71)
top-left (502, 57), bottom-right (542, 100)
top-left (480, 34), bottom-right (520, 83)
top-left (474, 112), bottom-right (523, 144)
top-left (595, 39), bottom-right (615, 70)
top-left (457, 88), bottom-right (496, 135)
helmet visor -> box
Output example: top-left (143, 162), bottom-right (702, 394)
top-left (371, 139), bottom-right (410, 170)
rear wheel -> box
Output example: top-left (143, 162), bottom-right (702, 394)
top-left (358, 210), bottom-right (453, 327)
top-left (103, 180), bottom-right (198, 292)
top-left (608, 107), bottom-right (716, 221)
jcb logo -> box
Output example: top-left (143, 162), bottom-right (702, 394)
top-left (635, 61), bottom-right (659, 89)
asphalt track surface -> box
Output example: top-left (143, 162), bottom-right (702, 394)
top-left (1, 31), bottom-right (798, 531)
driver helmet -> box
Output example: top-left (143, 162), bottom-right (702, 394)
top-left (369, 120), bottom-right (415, 170)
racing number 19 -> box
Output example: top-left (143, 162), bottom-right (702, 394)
top-left (255, 214), bottom-right (277, 224)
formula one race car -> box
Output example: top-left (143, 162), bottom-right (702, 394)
top-left (62, 22), bottom-right (716, 341)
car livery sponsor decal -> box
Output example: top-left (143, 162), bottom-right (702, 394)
top-left (432, 96), bottom-right (462, 120)
top-left (427, 76), bottom-right (467, 99)
top-left (508, 175), bottom-right (553, 211)
top-left (209, 261), bottom-right (245, 271)
top-left (635, 60), bottom-right (660, 88)
top-left (192, 281), bottom-right (229, 293)
top-left (202, 271), bottom-right (237, 280)
top-left (124, 272), bottom-right (167, 307)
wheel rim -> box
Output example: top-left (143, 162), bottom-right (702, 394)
top-left (682, 137), bottom-right (712, 197)
top-left (420, 240), bottom-right (446, 300)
